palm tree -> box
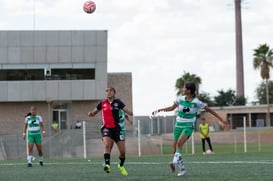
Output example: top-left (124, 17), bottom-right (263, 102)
top-left (175, 71), bottom-right (202, 96)
top-left (253, 43), bottom-right (273, 127)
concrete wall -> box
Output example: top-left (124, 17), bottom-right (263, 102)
top-left (107, 72), bottom-right (133, 110)
top-left (0, 30), bottom-right (108, 101)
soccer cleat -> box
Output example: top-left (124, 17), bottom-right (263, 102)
top-left (169, 163), bottom-right (175, 172)
top-left (40, 161), bottom-right (44, 166)
top-left (27, 163), bottom-right (32, 167)
top-left (118, 164), bottom-right (128, 176)
top-left (177, 168), bottom-right (186, 176)
top-left (104, 164), bottom-right (110, 173)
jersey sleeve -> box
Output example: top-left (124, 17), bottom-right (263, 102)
top-left (116, 99), bottom-right (126, 109)
top-left (24, 116), bottom-right (28, 124)
top-left (96, 101), bottom-right (103, 111)
top-left (196, 98), bottom-right (207, 109)
top-left (174, 95), bottom-right (183, 106)
top-left (38, 115), bottom-right (43, 123)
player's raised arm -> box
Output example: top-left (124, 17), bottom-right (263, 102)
top-left (152, 103), bottom-right (177, 115)
top-left (204, 106), bottom-right (230, 129)
top-left (88, 108), bottom-right (99, 117)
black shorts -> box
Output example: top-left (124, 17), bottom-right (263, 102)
top-left (101, 126), bottom-right (125, 143)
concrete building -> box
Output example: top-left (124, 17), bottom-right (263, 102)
top-left (0, 30), bottom-right (132, 136)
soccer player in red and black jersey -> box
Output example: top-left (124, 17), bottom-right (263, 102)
top-left (88, 87), bottom-right (133, 176)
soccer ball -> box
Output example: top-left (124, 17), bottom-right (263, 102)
top-left (83, 1), bottom-right (96, 14)
top-left (206, 149), bottom-right (212, 154)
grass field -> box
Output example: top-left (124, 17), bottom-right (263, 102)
top-left (0, 152), bottom-right (273, 181)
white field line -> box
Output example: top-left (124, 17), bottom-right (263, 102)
top-left (0, 160), bottom-right (273, 166)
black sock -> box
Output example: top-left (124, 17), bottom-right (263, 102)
top-left (119, 157), bottom-right (125, 167)
top-left (104, 153), bottom-right (110, 165)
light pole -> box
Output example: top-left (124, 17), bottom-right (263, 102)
top-left (234, 0), bottom-right (245, 98)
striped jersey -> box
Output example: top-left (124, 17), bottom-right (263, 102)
top-left (25, 115), bottom-right (43, 135)
top-left (174, 95), bottom-right (207, 128)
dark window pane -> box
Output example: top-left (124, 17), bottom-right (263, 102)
top-left (50, 68), bottom-right (95, 80)
top-left (0, 69), bottom-right (44, 81)
top-left (0, 68), bottom-right (95, 81)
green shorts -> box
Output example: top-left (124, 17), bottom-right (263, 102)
top-left (28, 134), bottom-right (42, 144)
top-left (173, 126), bottom-right (194, 141)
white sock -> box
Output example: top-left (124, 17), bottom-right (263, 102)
top-left (172, 153), bottom-right (181, 164)
top-left (39, 156), bottom-right (43, 162)
top-left (27, 155), bottom-right (33, 163)
top-left (177, 160), bottom-right (185, 169)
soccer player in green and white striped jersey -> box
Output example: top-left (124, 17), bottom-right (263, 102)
top-left (109, 110), bottom-right (132, 168)
top-left (119, 110), bottom-right (133, 138)
top-left (23, 106), bottom-right (46, 167)
top-left (153, 82), bottom-right (229, 176)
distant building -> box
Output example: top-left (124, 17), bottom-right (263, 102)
top-left (202, 105), bottom-right (273, 129)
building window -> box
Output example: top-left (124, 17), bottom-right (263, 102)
top-left (0, 68), bottom-right (95, 81)
top-left (49, 69), bottom-right (95, 80)
top-left (0, 69), bottom-right (44, 81)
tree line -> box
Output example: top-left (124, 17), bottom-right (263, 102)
top-left (175, 43), bottom-right (273, 107)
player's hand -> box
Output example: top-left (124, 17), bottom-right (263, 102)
top-left (223, 122), bottom-right (230, 130)
top-left (220, 121), bottom-right (230, 130)
top-left (88, 111), bottom-right (93, 117)
top-left (23, 135), bottom-right (26, 140)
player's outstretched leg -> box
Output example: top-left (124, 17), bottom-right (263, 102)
top-left (170, 152), bottom-right (181, 172)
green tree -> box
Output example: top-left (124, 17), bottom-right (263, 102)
top-left (198, 91), bottom-right (215, 106)
top-left (175, 71), bottom-right (201, 95)
top-left (234, 96), bottom-right (246, 106)
top-left (253, 43), bottom-right (273, 127)
top-left (213, 89), bottom-right (246, 107)
top-left (214, 89), bottom-right (237, 107)
top-left (255, 81), bottom-right (273, 104)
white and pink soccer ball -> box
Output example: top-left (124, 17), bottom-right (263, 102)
top-left (83, 1), bottom-right (96, 14)
top-left (206, 149), bottom-right (212, 154)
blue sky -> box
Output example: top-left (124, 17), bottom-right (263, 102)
top-left (0, 0), bottom-right (273, 115)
